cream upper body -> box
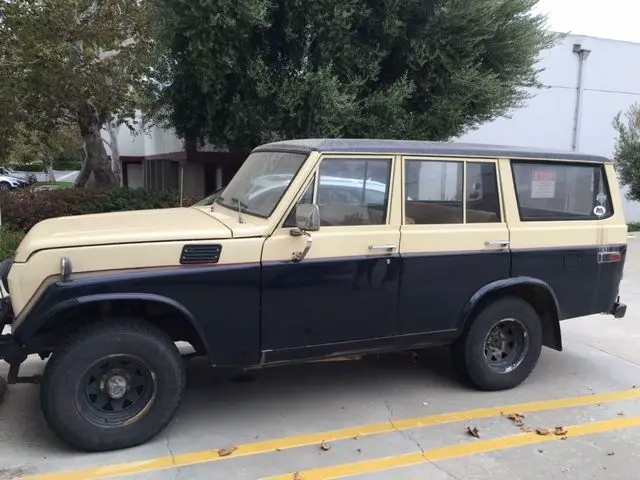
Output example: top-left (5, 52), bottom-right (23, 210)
top-left (13, 206), bottom-right (269, 263)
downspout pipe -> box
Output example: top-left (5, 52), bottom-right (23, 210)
top-left (572, 43), bottom-right (592, 152)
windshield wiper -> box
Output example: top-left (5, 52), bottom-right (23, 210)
top-left (231, 197), bottom-right (248, 223)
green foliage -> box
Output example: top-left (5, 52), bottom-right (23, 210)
top-left (0, 228), bottom-right (26, 261)
top-left (628, 222), bottom-right (640, 232)
top-left (12, 164), bottom-right (43, 173)
top-left (613, 103), bottom-right (640, 202)
top-left (0, 0), bottom-right (159, 186)
top-left (0, 188), bottom-right (198, 233)
top-left (155, 0), bottom-right (558, 152)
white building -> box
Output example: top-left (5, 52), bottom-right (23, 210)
top-left (458, 33), bottom-right (640, 221)
top-left (112, 33), bottom-right (640, 220)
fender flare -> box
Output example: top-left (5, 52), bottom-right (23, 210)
top-left (457, 276), bottom-right (563, 351)
top-left (18, 292), bottom-right (211, 360)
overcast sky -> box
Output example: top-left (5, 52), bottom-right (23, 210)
top-left (534, 0), bottom-right (640, 43)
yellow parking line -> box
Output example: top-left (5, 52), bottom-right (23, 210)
top-left (23, 388), bottom-right (640, 480)
top-left (264, 416), bottom-right (640, 480)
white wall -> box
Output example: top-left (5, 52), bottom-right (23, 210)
top-left (459, 34), bottom-right (640, 221)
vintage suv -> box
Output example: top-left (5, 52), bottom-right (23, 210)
top-left (0, 139), bottom-right (628, 452)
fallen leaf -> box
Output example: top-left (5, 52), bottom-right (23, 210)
top-left (607, 451), bottom-right (615, 456)
top-left (320, 440), bottom-right (332, 451)
top-left (356, 448), bottom-right (362, 453)
top-left (520, 426), bottom-right (532, 433)
top-left (294, 472), bottom-right (304, 480)
top-left (466, 426), bottom-right (480, 438)
top-left (536, 428), bottom-right (551, 436)
top-left (538, 449), bottom-right (544, 453)
top-left (217, 445), bottom-right (238, 457)
top-left (353, 434), bottom-right (361, 440)
top-left (560, 436), bottom-right (568, 441)
top-left (617, 411), bottom-right (624, 416)
top-left (554, 426), bottom-right (568, 436)
top-left (507, 413), bottom-right (526, 426)
top-left (275, 448), bottom-right (282, 452)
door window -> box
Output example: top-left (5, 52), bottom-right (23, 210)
top-left (404, 160), bottom-right (501, 224)
top-left (316, 158), bottom-right (392, 226)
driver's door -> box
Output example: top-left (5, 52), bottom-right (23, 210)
top-left (260, 155), bottom-right (402, 362)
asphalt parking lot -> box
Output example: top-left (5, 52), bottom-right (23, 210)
top-left (2, 239), bottom-right (640, 480)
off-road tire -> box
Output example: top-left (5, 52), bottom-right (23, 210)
top-left (451, 296), bottom-right (543, 391)
top-left (41, 319), bottom-right (186, 452)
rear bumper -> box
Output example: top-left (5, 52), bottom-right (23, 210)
top-left (610, 297), bottom-right (627, 319)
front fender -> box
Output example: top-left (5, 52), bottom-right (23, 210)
top-left (13, 289), bottom-right (210, 359)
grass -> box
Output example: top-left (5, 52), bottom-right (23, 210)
top-left (628, 223), bottom-right (640, 232)
top-left (34, 181), bottom-right (74, 190)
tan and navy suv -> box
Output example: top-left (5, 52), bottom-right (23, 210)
top-left (0, 139), bottom-right (628, 451)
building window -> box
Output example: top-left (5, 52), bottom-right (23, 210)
top-left (511, 161), bottom-right (612, 221)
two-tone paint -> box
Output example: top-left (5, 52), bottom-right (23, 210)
top-left (1, 139), bottom-right (628, 371)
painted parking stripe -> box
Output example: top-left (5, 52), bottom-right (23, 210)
top-left (264, 416), bottom-right (640, 480)
top-left (22, 388), bottom-right (640, 480)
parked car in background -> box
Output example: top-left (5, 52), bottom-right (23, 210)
top-left (0, 167), bottom-right (37, 186)
top-left (0, 175), bottom-right (24, 190)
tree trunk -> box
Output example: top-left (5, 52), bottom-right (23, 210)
top-left (107, 118), bottom-right (122, 186)
top-left (76, 102), bottom-right (117, 188)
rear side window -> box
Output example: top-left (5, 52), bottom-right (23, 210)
top-left (511, 161), bottom-right (612, 221)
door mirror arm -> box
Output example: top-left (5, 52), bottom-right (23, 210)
top-left (290, 204), bottom-right (320, 262)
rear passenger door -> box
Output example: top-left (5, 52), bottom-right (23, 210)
top-left (398, 156), bottom-right (510, 336)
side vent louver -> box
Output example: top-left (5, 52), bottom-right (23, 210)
top-left (180, 244), bottom-right (222, 265)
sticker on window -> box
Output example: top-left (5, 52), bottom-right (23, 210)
top-left (593, 205), bottom-right (606, 216)
top-left (531, 170), bottom-right (556, 199)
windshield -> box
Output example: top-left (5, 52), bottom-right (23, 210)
top-left (214, 151), bottom-right (308, 217)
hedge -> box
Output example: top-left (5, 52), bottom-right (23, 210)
top-left (0, 188), bottom-right (199, 233)
top-left (11, 163), bottom-right (43, 173)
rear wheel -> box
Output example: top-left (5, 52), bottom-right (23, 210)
top-left (451, 297), bottom-right (543, 391)
top-left (41, 319), bottom-right (186, 451)
top-left (0, 182), bottom-right (11, 191)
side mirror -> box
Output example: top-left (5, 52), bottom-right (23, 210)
top-left (295, 203), bottom-right (320, 232)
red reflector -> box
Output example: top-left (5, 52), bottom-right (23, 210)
top-left (611, 253), bottom-right (622, 262)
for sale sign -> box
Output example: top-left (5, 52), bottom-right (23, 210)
top-left (531, 170), bottom-right (556, 199)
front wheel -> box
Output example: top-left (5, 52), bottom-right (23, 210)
top-left (451, 297), bottom-right (543, 391)
top-left (41, 319), bottom-right (186, 451)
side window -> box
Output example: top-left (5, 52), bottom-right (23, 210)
top-left (404, 160), bottom-right (502, 225)
top-left (466, 162), bottom-right (501, 223)
top-left (283, 176), bottom-right (315, 227)
top-left (512, 161), bottom-right (612, 221)
top-left (404, 160), bottom-right (464, 224)
top-left (317, 158), bottom-right (392, 226)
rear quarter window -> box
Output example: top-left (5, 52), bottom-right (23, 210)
top-left (511, 160), bottom-right (613, 221)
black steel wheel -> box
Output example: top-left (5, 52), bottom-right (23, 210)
top-left (76, 354), bottom-right (157, 427)
top-left (451, 297), bottom-right (543, 391)
top-left (41, 319), bottom-right (185, 452)
top-left (483, 318), bottom-right (530, 374)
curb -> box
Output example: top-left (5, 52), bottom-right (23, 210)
top-left (0, 376), bottom-right (6, 405)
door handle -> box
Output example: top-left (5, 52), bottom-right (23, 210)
top-left (485, 240), bottom-right (511, 248)
top-left (369, 244), bottom-right (397, 252)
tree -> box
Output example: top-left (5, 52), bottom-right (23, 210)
top-left (613, 103), bottom-right (640, 201)
top-left (154, 0), bottom-right (558, 153)
top-left (0, 0), bottom-right (157, 188)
